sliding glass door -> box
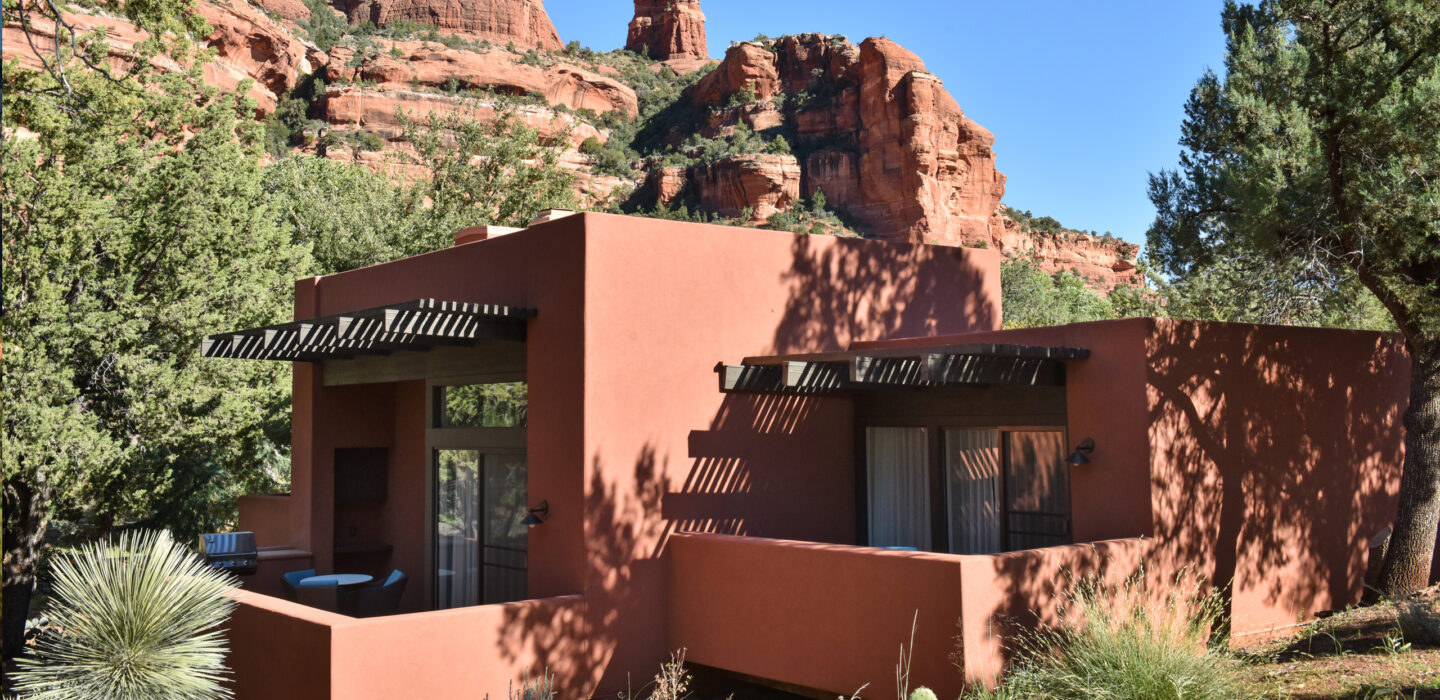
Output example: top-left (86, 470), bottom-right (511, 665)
top-left (863, 424), bottom-right (1071, 554)
top-left (865, 427), bottom-right (931, 549)
top-left (431, 380), bottom-right (527, 610)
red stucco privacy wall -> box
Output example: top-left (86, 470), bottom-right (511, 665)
top-left (224, 591), bottom-right (586, 699)
top-left (667, 533), bottom-right (1154, 699)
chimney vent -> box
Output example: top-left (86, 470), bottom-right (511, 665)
top-left (454, 225), bottom-right (524, 246)
top-left (529, 209), bottom-right (576, 226)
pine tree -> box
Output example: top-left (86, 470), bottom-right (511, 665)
top-left (1147, 0), bottom-right (1440, 594)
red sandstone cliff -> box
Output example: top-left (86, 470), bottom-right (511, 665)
top-left (1, 0), bottom-right (317, 113)
top-left (627, 0), bottom-right (708, 62)
top-left (2, 1), bottom-right (1139, 292)
top-left (684, 35), bottom-right (1005, 247)
top-left (333, 0), bottom-right (562, 49)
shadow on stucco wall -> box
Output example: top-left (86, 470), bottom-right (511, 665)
top-left (768, 234), bottom-right (999, 355)
top-left (1144, 321), bottom-right (1406, 627)
top-left (973, 321), bottom-right (1409, 667)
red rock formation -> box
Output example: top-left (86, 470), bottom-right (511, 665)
top-left (987, 212), bottom-right (1141, 291)
top-left (683, 34), bottom-right (1004, 246)
top-left (1, 1), bottom-right (315, 113)
top-left (644, 166), bottom-right (688, 207)
top-left (626, 0), bottom-right (707, 62)
top-left (197, 1), bottom-right (314, 99)
top-left (326, 41), bottom-right (637, 117)
top-left (687, 42), bottom-right (781, 107)
top-left (249, 0), bottom-right (312, 22)
top-left (321, 85), bottom-right (605, 147)
top-left (693, 154), bottom-right (801, 224)
top-left (333, 0), bottom-right (562, 50)
top-left (849, 37), bottom-right (1005, 246)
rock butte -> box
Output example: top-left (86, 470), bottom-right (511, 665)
top-left (2, 0), bottom-right (1141, 292)
top-left (627, 0), bottom-right (708, 62)
top-left (333, 0), bottom-right (562, 50)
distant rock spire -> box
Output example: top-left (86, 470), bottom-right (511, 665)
top-left (626, 0), bottom-right (708, 61)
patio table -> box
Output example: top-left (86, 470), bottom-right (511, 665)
top-left (300, 573), bottom-right (372, 587)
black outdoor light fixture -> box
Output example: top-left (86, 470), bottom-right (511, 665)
top-left (521, 500), bottom-right (549, 526)
top-left (1067, 438), bottom-right (1096, 466)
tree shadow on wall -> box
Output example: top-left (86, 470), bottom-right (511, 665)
top-left (1143, 321), bottom-right (1406, 624)
top-left (497, 444), bottom-right (676, 696)
top-left (668, 392), bottom-right (857, 545)
top-left (769, 234), bottom-right (999, 355)
top-left (493, 446), bottom-right (671, 697)
top-left (974, 320), bottom-right (1408, 677)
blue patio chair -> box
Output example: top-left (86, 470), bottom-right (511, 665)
top-left (280, 568), bottom-right (317, 602)
top-left (293, 578), bottom-right (340, 612)
top-left (340, 569), bottom-right (408, 618)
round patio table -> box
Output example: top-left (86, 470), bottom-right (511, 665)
top-left (300, 573), bottom-right (372, 587)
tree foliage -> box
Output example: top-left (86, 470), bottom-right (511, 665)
top-left (2, 0), bottom-right (309, 655)
top-left (1146, 0), bottom-right (1440, 594)
top-left (398, 109), bottom-right (577, 245)
top-left (1001, 258), bottom-right (1121, 329)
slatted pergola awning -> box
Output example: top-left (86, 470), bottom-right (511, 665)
top-left (200, 299), bottom-right (536, 362)
top-left (717, 343), bottom-right (1089, 394)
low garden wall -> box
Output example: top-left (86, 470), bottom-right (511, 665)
top-left (223, 590), bottom-right (589, 699)
top-left (666, 532), bottom-right (1154, 697)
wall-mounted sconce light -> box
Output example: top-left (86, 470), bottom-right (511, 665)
top-left (521, 500), bottom-right (549, 526)
top-left (1067, 438), bottom-right (1095, 466)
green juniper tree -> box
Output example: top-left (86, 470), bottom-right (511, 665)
top-left (398, 109), bottom-right (577, 244)
top-left (1147, 0), bottom-right (1440, 593)
top-left (1000, 258), bottom-right (1119, 329)
top-left (2, 0), bottom-right (308, 656)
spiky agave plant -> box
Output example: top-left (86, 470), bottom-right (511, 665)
top-left (12, 529), bottom-right (239, 699)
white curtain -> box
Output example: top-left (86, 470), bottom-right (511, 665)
top-left (945, 429), bottom-right (1002, 554)
top-left (867, 427), bottom-right (931, 549)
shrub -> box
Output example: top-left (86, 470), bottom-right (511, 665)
top-left (579, 136), bottom-right (603, 155)
top-left (12, 530), bottom-right (239, 700)
top-left (965, 571), bottom-right (1244, 700)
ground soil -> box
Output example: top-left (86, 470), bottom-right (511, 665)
top-left (1236, 585), bottom-right (1440, 699)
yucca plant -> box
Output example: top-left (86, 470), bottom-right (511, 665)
top-left (12, 529), bottom-right (239, 699)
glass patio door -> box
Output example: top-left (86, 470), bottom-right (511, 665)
top-left (944, 428), bottom-right (1003, 554)
top-left (866, 427), bottom-right (931, 549)
top-left (431, 380), bottom-right (528, 610)
top-left (435, 450), bottom-right (528, 608)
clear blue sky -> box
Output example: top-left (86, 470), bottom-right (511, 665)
top-left (546, 0), bottom-right (1230, 247)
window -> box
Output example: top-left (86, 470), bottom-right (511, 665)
top-left (435, 381), bottom-right (527, 428)
top-left (430, 380), bottom-right (528, 609)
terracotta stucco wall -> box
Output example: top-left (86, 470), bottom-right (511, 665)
top-left (667, 532), bottom-right (1153, 698)
top-left (579, 214), bottom-right (1002, 692)
top-left (1144, 319), bottom-right (1411, 637)
top-left (223, 591), bottom-right (587, 699)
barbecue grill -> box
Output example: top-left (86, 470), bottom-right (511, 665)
top-left (200, 531), bottom-right (258, 576)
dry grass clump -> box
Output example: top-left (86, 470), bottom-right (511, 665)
top-left (966, 570), bottom-right (1247, 700)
